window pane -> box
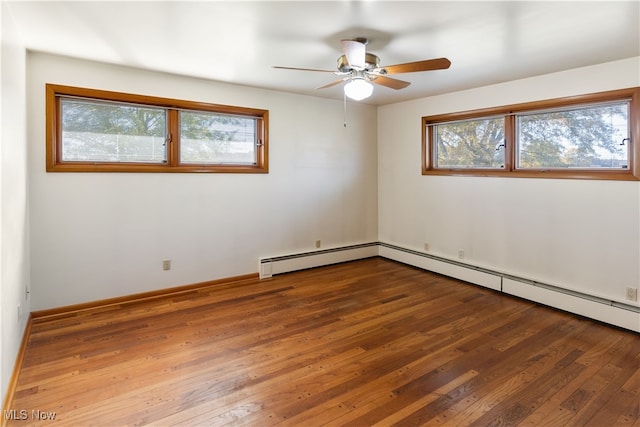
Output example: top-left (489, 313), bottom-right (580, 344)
top-left (180, 111), bottom-right (257, 165)
top-left (517, 102), bottom-right (629, 169)
top-left (434, 117), bottom-right (505, 168)
top-left (61, 98), bottom-right (167, 163)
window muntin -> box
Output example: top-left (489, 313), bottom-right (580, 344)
top-left (60, 98), bottom-right (168, 164)
top-left (179, 111), bottom-right (258, 165)
top-left (422, 87), bottom-right (639, 180)
top-left (517, 102), bottom-right (629, 170)
top-left (434, 117), bottom-right (505, 169)
top-left (46, 84), bottom-right (268, 173)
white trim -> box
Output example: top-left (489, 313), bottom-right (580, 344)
top-left (503, 278), bottom-right (639, 332)
top-left (378, 244), bottom-right (502, 291)
top-left (259, 243), bottom-right (379, 279)
top-left (258, 242), bottom-right (639, 332)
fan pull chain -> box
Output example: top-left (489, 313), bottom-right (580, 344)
top-left (343, 90), bottom-right (347, 127)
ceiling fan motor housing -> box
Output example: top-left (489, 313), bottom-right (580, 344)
top-left (337, 53), bottom-right (382, 73)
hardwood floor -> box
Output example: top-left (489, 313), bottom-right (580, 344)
top-left (6, 257), bottom-right (640, 426)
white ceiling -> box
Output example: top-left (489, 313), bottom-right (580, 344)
top-left (6, 1), bottom-right (640, 105)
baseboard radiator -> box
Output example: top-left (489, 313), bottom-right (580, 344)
top-left (260, 242), bottom-right (639, 333)
top-left (259, 243), bottom-right (379, 278)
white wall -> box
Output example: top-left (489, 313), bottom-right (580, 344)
top-left (27, 52), bottom-right (378, 310)
top-left (378, 57), bottom-right (640, 307)
top-left (7, 42), bottom-right (640, 405)
top-left (1, 2), bottom-right (30, 407)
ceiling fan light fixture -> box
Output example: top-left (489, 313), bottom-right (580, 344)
top-left (344, 78), bottom-right (373, 101)
top-left (274, 38), bottom-right (450, 102)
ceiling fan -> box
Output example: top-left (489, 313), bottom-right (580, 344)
top-left (273, 38), bottom-right (451, 101)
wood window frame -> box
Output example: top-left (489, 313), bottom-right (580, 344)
top-left (46, 84), bottom-right (269, 173)
top-left (422, 87), bottom-right (640, 180)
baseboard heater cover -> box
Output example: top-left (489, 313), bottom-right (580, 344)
top-left (379, 242), bottom-right (639, 333)
top-left (259, 242), bottom-right (379, 279)
top-left (502, 278), bottom-right (639, 332)
top-left (378, 243), bottom-right (502, 292)
top-left (258, 242), bottom-right (639, 332)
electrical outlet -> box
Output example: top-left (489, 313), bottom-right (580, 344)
top-left (625, 287), bottom-right (638, 302)
top-left (458, 250), bottom-right (465, 260)
top-left (162, 259), bottom-right (171, 271)
top-left (315, 240), bottom-right (321, 249)
top-left (424, 243), bottom-right (430, 252)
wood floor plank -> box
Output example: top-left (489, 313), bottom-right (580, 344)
top-left (5, 257), bottom-right (639, 426)
top-left (434, 322), bottom-right (616, 426)
top-left (345, 308), bottom-right (576, 425)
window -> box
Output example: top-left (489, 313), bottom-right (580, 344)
top-left (60, 98), bottom-right (168, 164)
top-left (434, 116), bottom-right (505, 169)
top-left (179, 110), bottom-right (259, 165)
top-left (517, 102), bottom-right (629, 170)
top-left (46, 84), bottom-right (268, 173)
top-left (423, 88), bottom-right (639, 180)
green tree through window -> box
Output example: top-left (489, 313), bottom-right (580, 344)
top-left (435, 117), bottom-right (504, 168)
top-left (518, 103), bottom-right (628, 169)
top-left (422, 87), bottom-right (638, 180)
top-left (61, 99), bottom-right (166, 163)
top-left (180, 111), bottom-right (257, 165)
top-left (47, 84), bottom-right (268, 173)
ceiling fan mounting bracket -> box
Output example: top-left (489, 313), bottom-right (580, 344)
top-left (351, 37), bottom-right (369, 45)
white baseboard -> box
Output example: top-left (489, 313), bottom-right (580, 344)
top-left (379, 242), bottom-right (639, 333)
top-left (503, 278), bottom-right (639, 332)
top-left (378, 244), bottom-right (502, 291)
top-left (259, 243), bottom-right (379, 279)
top-left (258, 242), bottom-right (639, 333)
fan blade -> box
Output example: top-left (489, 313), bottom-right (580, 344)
top-left (370, 75), bottom-right (411, 90)
top-left (382, 58), bottom-right (451, 74)
top-left (341, 40), bottom-right (366, 69)
top-left (317, 78), bottom-right (347, 90)
top-left (272, 66), bottom-right (336, 73)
